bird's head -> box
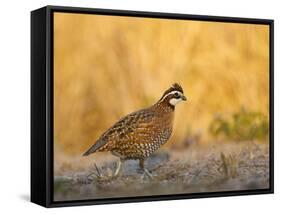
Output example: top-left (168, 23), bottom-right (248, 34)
top-left (157, 83), bottom-right (187, 107)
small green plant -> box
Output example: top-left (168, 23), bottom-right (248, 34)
top-left (209, 108), bottom-right (269, 141)
top-left (54, 178), bottom-right (69, 194)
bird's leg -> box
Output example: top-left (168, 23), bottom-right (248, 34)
top-left (113, 158), bottom-right (123, 178)
top-left (139, 159), bottom-right (153, 179)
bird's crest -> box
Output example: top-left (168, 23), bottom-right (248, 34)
top-left (160, 83), bottom-right (184, 99)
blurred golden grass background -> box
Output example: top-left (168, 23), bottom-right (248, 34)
top-left (54, 12), bottom-right (269, 155)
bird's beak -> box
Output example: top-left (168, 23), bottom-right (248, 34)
top-left (182, 95), bottom-right (187, 101)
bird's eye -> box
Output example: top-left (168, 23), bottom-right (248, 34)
top-left (174, 92), bottom-right (180, 98)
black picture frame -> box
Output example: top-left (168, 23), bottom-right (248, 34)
top-left (31, 5), bottom-right (274, 208)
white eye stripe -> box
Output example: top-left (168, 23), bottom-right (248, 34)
top-left (159, 91), bottom-right (183, 102)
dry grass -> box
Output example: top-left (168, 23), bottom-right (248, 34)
top-left (53, 13), bottom-right (269, 155)
top-left (54, 142), bottom-right (269, 201)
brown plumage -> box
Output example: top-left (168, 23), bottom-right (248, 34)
top-left (83, 83), bottom-right (187, 178)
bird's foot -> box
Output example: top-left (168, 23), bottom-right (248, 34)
top-left (111, 172), bottom-right (121, 180)
top-left (139, 168), bottom-right (153, 180)
top-left (138, 159), bottom-right (153, 180)
top-left (144, 169), bottom-right (153, 179)
top-left (111, 159), bottom-right (123, 179)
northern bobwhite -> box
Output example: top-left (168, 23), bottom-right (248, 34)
top-left (83, 83), bottom-right (187, 178)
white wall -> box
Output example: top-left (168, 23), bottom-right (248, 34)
top-left (0, 0), bottom-right (279, 212)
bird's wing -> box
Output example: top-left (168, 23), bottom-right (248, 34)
top-left (83, 109), bottom-right (155, 156)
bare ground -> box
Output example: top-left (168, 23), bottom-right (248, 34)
top-left (54, 142), bottom-right (269, 201)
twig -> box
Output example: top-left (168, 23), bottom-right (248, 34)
top-left (86, 163), bottom-right (103, 181)
top-left (87, 171), bottom-right (98, 180)
top-left (94, 163), bottom-right (101, 177)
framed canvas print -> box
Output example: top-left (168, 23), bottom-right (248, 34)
top-left (31, 5), bottom-right (274, 207)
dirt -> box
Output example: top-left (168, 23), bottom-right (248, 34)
top-left (53, 142), bottom-right (270, 201)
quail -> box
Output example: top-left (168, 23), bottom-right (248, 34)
top-left (83, 83), bottom-right (187, 178)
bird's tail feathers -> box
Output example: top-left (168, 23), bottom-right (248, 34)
top-left (82, 139), bottom-right (107, 156)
